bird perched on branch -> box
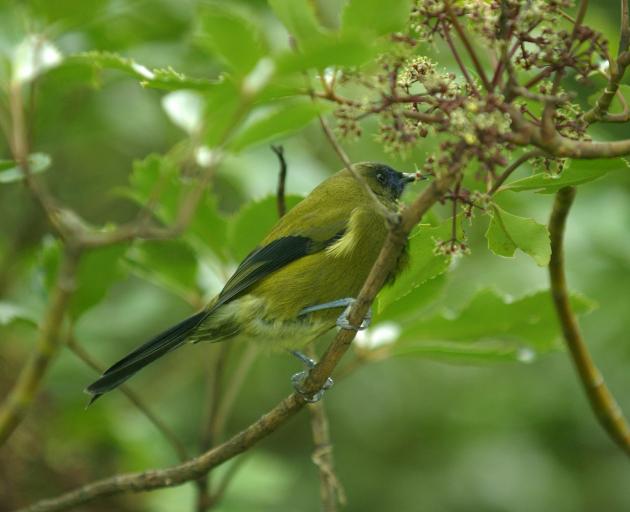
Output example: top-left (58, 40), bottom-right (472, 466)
top-left (87, 162), bottom-right (418, 403)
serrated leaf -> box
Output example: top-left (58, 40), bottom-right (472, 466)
top-left (486, 205), bottom-right (550, 266)
top-left (341, 0), bottom-right (412, 37)
top-left (378, 221), bottom-right (453, 316)
top-left (503, 158), bottom-right (627, 193)
top-left (196, 4), bottom-right (266, 76)
top-left (68, 52), bottom-right (220, 91)
top-left (395, 289), bottom-right (595, 357)
top-left (229, 100), bottom-right (327, 152)
top-left (229, 195), bottom-right (303, 261)
top-left (0, 153), bottom-right (51, 184)
top-left (268, 0), bottom-right (328, 49)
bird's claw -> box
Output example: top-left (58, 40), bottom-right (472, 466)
top-left (336, 299), bottom-right (372, 331)
top-left (291, 370), bottom-right (334, 403)
top-left (290, 350), bottom-right (334, 403)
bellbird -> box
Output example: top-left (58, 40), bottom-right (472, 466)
top-left (87, 162), bottom-right (416, 402)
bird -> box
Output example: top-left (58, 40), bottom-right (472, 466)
top-left (86, 162), bottom-right (417, 403)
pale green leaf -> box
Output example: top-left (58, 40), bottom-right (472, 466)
top-left (0, 302), bottom-right (37, 326)
top-left (196, 4), bottom-right (266, 76)
top-left (268, 0), bottom-right (327, 48)
top-left (503, 158), bottom-right (627, 193)
top-left (486, 205), bottom-right (551, 266)
top-left (394, 289), bottom-right (595, 359)
top-left (229, 100), bottom-right (327, 152)
top-left (0, 153), bottom-right (51, 184)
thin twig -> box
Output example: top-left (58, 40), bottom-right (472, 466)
top-left (444, 1), bottom-right (491, 90)
top-left (16, 157), bottom-right (460, 512)
top-left (489, 149), bottom-right (547, 195)
top-left (67, 337), bottom-right (189, 462)
top-left (0, 248), bottom-right (80, 445)
top-left (306, 348), bottom-right (345, 511)
top-left (271, 145), bottom-right (288, 218)
top-left (548, 187), bottom-right (630, 457)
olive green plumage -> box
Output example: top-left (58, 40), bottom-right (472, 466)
top-left (87, 162), bottom-right (414, 402)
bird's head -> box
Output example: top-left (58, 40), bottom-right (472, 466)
top-left (354, 162), bottom-right (419, 201)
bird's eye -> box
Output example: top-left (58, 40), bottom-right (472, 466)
top-left (376, 172), bottom-right (386, 185)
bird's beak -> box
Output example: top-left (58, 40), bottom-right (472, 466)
top-left (401, 172), bottom-right (422, 183)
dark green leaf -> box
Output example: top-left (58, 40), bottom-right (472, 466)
top-left (126, 240), bottom-right (200, 302)
top-left (71, 244), bottom-right (127, 319)
top-left (229, 195), bottom-right (303, 261)
top-left (486, 205), bottom-right (550, 266)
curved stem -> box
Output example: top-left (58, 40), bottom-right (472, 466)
top-left (549, 187), bottom-right (630, 457)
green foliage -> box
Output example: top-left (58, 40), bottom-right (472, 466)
top-left (504, 157), bottom-right (629, 193)
top-left (68, 52), bottom-right (221, 91)
top-left (377, 220), bottom-right (454, 316)
top-left (342, 0), bottom-right (412, 37)
top-left (392, 289), bottom-right (595, 360)
top-left (486, 204), bottom-right (551, 266)
top-left (228, 195), bottom-right (303, 261)
top-left (230, 100), bottom-right (329, 152)
top-left (195, 4), bottom-right (266, 77)
top-left (268, 0), bottom-right (328, 48)
top-left (0, 302), bottom-right (37, 326)
top-left (0, 153), bottom-right (50, 183)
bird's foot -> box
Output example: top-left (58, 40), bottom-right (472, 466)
top-left (299, 297), bottom-right (371, 332)
top-left (290, 350), bottom-right (333, 403)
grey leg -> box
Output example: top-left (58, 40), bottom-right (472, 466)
top-left (289, 350), bottom-right (333, 403)
top-left (299, 297), bottom-right (372, 331)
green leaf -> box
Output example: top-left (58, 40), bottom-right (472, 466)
top-left (204, 80), bottom-right (243, 147)
top-left (394, 289), bottom-right (595, 360)
top-left (229, 100), bottom-right (327, 152)
top-left (0, 153), bottom-right (51, 184)
top-left (378, 221), bottom-right (453, 316)
top-left (229, 195), bottom-right (303, 261)
top-left (268, 0), bottom-right (327, 48)
top-left (126, 240), bottom-right (200, 302)
top-left (188, 194), bottom-right (230, 263)
top-left (341, 0), bottom-right (412, 37)
top-left (503, 158), bottom-right (628, 193)
top-left (71, 245), bottom-right (127, 319)
top-left (68, 52), bottom-right (220, 91)
top-left (275, 36), bottom-right (377, 74)
top-left (486, 205), bottom-right (551, 266)
top-left (0, 302), bottom-right (37, 326)
top-left (196, 4), bottom-right (266, 76)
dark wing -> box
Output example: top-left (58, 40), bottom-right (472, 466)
top-left (214, 232), bottom-right (343, 310)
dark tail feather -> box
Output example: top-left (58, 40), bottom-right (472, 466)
top-left (85, 311), bottom-right (208, 404)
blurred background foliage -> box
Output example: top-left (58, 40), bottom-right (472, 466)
top-left (1, 0), bottom-right (630, 511)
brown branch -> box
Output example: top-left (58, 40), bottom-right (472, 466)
top-left (306, 351), bottom-right (345, 511)
top-left (66, 337), bottom-right (189, 462)
top-left (444, 1), bottom-right (491, 91)
top-left (548, 187), bottom-right (630, 457)
top-left (0, 247), bottom-right (80, 445)
top-left (271, 145), bottom-right (288, 218)
top-left (584, 0), bottom-right (629, 123)
top-left (16, 161), bottom-right (460, 512)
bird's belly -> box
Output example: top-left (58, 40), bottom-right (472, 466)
top-left (195, 295), bottom-right (333, 351)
